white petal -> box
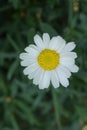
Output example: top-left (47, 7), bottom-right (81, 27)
top-left (60, 57), bottom-right (75, 65)
top-left (57, 65), bottom-right (71, 78)
top-left (34, 34), bottom-right (45, 49)
top-left (57, 69), bottom-right (69, 87)
top-left (66, 65), bottom-right (79, 72)
top-left (28, 67), bottom-right (40, 80)
top-left (39, 71), bottom-right (51, 89)
top-left (51, 70), bottom-right (59, 88)
top-left (20, 45), bottom-right (40, 62)
top-left (48, 36), bottom-right (65, 50)
top-left (25, 44), bottom-right (40, 52)
top-left (25, 46), bottom-right (39, 56)
top-left (43, 33), bottom-right (50, 47)
top-left (28, 67), bottom-right (41, 80)
top-left (20, 51), bottom-right (38, 61)
top-left (19, 53), bottom-right (28, 60)
top-left (60, 52), bottom-right (77, 59)
top-left (23, 63), bottom-right (39, 75)
top-left (61, 42), bottom-right (76, 53)
top-left (49, 36), bottom-right (59, 49)
top-left (56, 36), bottom-right (66, 52)
top-left (33, 69), bottom-right (44, 85)
top-left (21, 59), bottom-right (36, 66)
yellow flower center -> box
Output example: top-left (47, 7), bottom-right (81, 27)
top-left (38, 49), bottom-right (60, 70)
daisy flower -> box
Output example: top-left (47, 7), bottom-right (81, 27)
top-left (19, 33), bottom-right (79, 89)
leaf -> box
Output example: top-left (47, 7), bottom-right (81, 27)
top-left (2, 128), bottom-right (13, 130)
top-left (7, 35), bottom-right (19, 52)
top-left (27, 28), bottom-right (36, 44)
top-left (75, 105), bottom-right (87, 120)
top-left (0, 53), bottom-right (17, 59)
top-left (0, 78), bottom-right (8, 94)
top-left (76, 70), bottom-right (87, 83)
top-left (9, 113), bottom-right (20, 130)
top-left (40, 22), bottom-right (57, 37)
top-left (9, 0), bottom-right (21, 9)
top-left (14, 99), bottom-right (39, 125)
top-left (7, 59), bottom-right (19, 80)
top-left (0, 97), bottom-right (5, 103)
top-left (71, 121), bottom-right (81, 130)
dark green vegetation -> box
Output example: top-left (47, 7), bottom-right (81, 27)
top-left (0, 0), bottom-right (87, 130)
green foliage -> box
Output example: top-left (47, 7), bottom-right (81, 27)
top-left (0, 0), bottom-right (87, 130)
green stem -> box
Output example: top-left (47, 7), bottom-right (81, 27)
top-left (51, 87), bottom-right (62, 130)
top-left (68, 0), bottom-right (73, 28)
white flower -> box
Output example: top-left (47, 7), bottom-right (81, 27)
top-left (19, 33), bottom-right (79, 89)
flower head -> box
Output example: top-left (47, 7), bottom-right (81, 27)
top-left (19, 33), bottom-right (79, 89)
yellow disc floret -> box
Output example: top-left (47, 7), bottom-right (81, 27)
top-left (38, 49), bottom-right (60, 70)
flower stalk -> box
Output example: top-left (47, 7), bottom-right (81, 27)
top-left (52, 87), bottom-right (62, 130)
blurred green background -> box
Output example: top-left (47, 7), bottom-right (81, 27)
top-left (0, 0), bottom-right (87, 130)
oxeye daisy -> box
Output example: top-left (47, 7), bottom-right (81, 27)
top-left (19, 33), bottom-right (79, 89)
